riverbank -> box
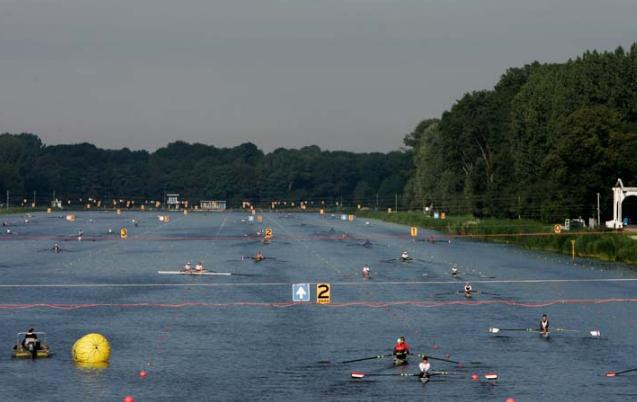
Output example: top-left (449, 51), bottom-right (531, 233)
top-left (0, 207), bottom-right (42, 216)
top-left (355, 211), bottom-right (637, 266)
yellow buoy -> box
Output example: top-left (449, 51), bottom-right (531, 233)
top-left (72, 333), bottom-right (110, 363)
top-left (120, 227), bottom-right (128, 239)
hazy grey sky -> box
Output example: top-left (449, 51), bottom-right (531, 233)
top-left (1, 0), bottom-right (635, 152)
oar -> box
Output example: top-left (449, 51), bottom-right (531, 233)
top-left (352, 371), bottom-right (447, 378)
top-left (489, 327), bottom-right (601, 337)
top-left (554, 328), bottom-right (601, 337)
top-left (340, 354), bottom-right (392, 364)
top-left (416, 353), bottom-right (482, 367)
top-left (489, 327), bottom-right (535, 333)
top-left (489, 328), bottom-right (537, 334)
top-left (606, 368), bottom-right (637, 377)
top-left (416, 353), bottom-right (460, 365)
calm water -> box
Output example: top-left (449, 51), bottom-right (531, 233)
top-left (1, 211), bottom-right (636, 401)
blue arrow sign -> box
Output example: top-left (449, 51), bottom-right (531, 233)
top-left (292, 283), bottom-right (310, 302)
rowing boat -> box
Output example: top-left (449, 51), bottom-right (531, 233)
top-left (157, 271), bottom-right (232, 276)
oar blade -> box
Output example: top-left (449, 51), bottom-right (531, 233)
top-left (605, 371), bottom-right (616, 377)
top-left (488, 327), bottom-right (500, 334)
top-left (340, 354), bottom-right (387, 364)
top-left (351, 372), bottom-right (365, 379)
top-left (484, 373), bottom-right (498, 380)
top-left (590, 330), bottom-right (601, 337)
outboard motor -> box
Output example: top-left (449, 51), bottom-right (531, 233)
top-left (28, 342), bottom-right (36, 359)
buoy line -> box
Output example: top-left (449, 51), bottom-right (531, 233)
top-left (2, 298), bottom-right (637, 310)
top-left (1, 277), bottom-right (637, 288)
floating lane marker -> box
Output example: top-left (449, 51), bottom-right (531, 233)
top-left (2, 278), bottom-right (637, 288)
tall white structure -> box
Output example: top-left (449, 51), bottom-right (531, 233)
top-left (199, 200), bottom-right (226, 211)
top-left (606, 179), bottom-right (637, 229)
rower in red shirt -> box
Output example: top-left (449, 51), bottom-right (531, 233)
top-left (393, 336), bottom-right (410, 365)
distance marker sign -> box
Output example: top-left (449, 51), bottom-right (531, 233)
top-left (316, 283), bottom-right (331, 304)
top-left (292, 283), bottom-right (310, 302)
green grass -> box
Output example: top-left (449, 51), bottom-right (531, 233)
top-left (356, 210), bottom-right (637, 266)
top-left (0, 207), bottom-right (43, 216)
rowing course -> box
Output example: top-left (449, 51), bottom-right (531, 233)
top-left (1, 211), bottom-right (637, 401)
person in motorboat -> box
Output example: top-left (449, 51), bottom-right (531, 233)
top-left (400, 251), bottom-right (410, 261)
top-left (539, 314), bottom-right (550, 335)
top-left (464, 282), bottom-right (473, 297)
top-left (254, 251), bottom-right (265, 262)
top-left (362, 264), bottom-right (371, 278)
top-left (194, 262), bottom-right (205, 272)
top-left (22, 328), bottom-right (40, 351)
top-left (182, 261), bottom-right (193, 272)
top-left (393, 336), bottom-right (410, 364)
top-left (451, 264), bottom-right (459, 277)
top-left (419, 356), bottom-right (431, 380)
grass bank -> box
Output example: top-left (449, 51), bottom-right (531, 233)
top-left (355, 210), bottom-right (637, 266)
top-left (0, 207), bottom-right (42, 216)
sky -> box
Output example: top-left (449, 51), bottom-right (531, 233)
top-left (0, 0), bottom-right (636, 153)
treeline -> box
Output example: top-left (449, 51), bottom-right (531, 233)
top-left (404, 43), bottom-right (637, 221)
top-left (0, 133), bottom-right (410, 207)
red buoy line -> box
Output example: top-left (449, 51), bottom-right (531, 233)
top-left (3, 297), bottom-right (637, 311)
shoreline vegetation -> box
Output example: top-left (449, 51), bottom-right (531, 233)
top-left (355, 210), bottom-right (637, 267)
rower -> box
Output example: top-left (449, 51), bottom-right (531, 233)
top-left (539, 314), bottom-right (550, 335)
top-left (393, 336), bottom-right (410, 364)
top-left (53, 243), bottom-right (61, 253)
top-left (183, 261), bottom-right (192, 272)
top-left (22, 328), bottom-right (40, 350)
top-left (464, 282), bottom-right (473, 297)
top-left (363, 239), bottom-right (372, 248)
top-left (194, 262), bottom-right (204, 272)
top-left (400, 251), bottom-right (410, 261)
top-left (451, 264), bottom-right (459, 277)
top-left (362, 264), bottom-right (371, 278)
top-left (254, 251), bottom-right (265, 262)
top-left (419, 356), bottom-right (431, 379)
